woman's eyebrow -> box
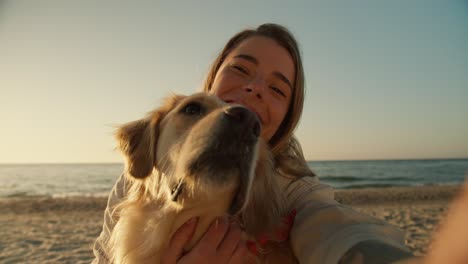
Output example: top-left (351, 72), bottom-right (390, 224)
top-left (233, 54), bottom-right (293, 91)
top-left (234, 54), bottom-right (258, 65)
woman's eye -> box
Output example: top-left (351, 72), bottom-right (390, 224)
top-left (231, 65), bottom-right (249, 75)
top-left (270, 86), bottom-right (286, 97)
top-left (182, 103), bottom-right (203, 115)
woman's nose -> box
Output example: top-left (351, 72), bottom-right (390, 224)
top-left (244, 77), bottom-right (266, 99)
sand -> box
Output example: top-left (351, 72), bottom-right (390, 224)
top-left (0, 185), bottom-right (460, 263)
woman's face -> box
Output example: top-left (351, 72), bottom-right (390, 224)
top-left (210, 36), bottom-right (295, 141)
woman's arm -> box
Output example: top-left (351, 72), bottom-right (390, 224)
top-left (92, 173), bottom-right (128, 264)
top-left (282, 176), bottom-right (411, 264)
top-left (326, 181), bottom-right (468, 264)
top-left (338, 240), bottom-right (415, 264)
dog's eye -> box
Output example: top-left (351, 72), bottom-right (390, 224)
top-left (182, 102), bottom-right (203, 115)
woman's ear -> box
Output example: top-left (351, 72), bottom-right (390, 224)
top-left (116, 117), bottom-right (157, 179)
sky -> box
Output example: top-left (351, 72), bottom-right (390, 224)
top-left (0, 0), bottom-right (467, 163)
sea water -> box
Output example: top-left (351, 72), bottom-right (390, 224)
top-left (0, 159), bottom-right (467, 197)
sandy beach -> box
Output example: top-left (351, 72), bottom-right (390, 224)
top-left (0, 185), bottom-right (460, 263)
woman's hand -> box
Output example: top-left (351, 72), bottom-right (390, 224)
top-left (424, 181), bottom-right (468, 264)
top-left (161, 217), bottom-right (248, 264)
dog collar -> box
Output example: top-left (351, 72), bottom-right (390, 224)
top-left (246, 208), bottom-right (297, 256)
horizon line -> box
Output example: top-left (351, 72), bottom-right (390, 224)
top-left (1, 157), bottom-right (467, 165)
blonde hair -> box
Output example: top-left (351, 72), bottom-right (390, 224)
top-left (203, 23), bottom-right (315, 178)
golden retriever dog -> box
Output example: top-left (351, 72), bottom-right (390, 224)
top-left (107, 93), bottom-right (295, 263)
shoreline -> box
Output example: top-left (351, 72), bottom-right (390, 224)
top-left (0, 185), bottom-right (461, 262)
top-left (0, 184), bottom-right (460, 211)
top-left (335, 184), bottom-right (460, 205)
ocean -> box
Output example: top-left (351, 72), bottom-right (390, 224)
top-left (310, 159), bottom-right (468, 189)
top-left (0, 159), bottom-right (467, 198)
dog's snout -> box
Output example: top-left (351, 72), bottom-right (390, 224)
top-left (224, 106), bottom-right (261, 138)
top-left (224, 106), bottom-right (248, 122)
top-left (252, 121), bottom-right (260, 138)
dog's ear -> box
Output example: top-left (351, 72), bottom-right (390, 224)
top-left (240, 142), bottom-right (286, 236)
top-left (116, 94), bottom-right (186, 179)
top-left (116, 117), bottom-right (157, 179)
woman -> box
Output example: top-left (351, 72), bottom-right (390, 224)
top-left (93, 23), bottom-right (414, 264)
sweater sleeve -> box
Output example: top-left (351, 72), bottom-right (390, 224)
top-left (92, 173), bottom-right (128, 264)
top-left (281, 176), bottom-right (409, 264)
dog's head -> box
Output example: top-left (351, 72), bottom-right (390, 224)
top-left (116, 92), bottom-right (264, 214)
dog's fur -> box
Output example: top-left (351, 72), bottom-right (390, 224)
top-left (107, 93), bottom-right (294, 263)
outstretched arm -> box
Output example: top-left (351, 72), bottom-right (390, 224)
top-left (338, 240), bottom-right (416, 264)
top-left (340, 181), bottom-right (468, 264)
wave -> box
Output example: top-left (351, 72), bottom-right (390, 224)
top-left (320, 175), bottom-right (412, 182)
top-left (0, 191), bottom-right (110, 199)
top-left (336, 182), bottom-right (462, 189)
top-left (339, 183), bottom-right (411, 189)
top-left (5, 191), bottom-right (30, 198)
top-left (52, 192), bottom-right (110, 198)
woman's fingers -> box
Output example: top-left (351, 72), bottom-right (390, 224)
top-left (217, 221), bottom-right (243, 259)
top-left (228, 240), bottom-right (248, 264)
top-left (196, 217), bottom-right (230, 251)
top-left (176, 217), bottom-right (248, 263)
top-left (161, 217), bottom-right (198, 264)
top-left (163, 216), bottom-right (248, 264)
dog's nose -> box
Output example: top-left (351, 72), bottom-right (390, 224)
top-left (224, 106), bottom-right (261, 138)
top-left (225, 106), bottom-right (247, 122)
